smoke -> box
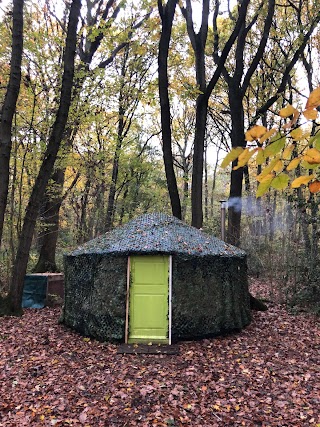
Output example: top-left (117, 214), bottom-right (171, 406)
top-left (226, 197), bottom-right (242, 213)
top-left (222, 196), bottom-right (295, 235)
top-left (225, 196), bottom-right (271, 216)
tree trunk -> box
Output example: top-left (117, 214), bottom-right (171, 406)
top-left (119, 182), bottom-right (129, 225)
top-left (33, 125), bottom-right (79, 271)
top-left (9, 130), bottom-right (19, 265)
top-left (158, 0), bottom-right (182, 219)
top-left (78, 176), bottom-right (91, 244)
top-left (182, 0), bottom-right (247, 229)
top-left (105, 47), bottom-right (128, 231)
top-left (227, 85), bottom-right (245, 246)
top-left (0, 0), bottom-right (24, 248)
top-left (228, 167), bottom-right (244, 247)
top-left (221, 0), bottom-right (275, 245)
top-left (191, 96), bottom-right (207, 228)
top-left (105, 141), bottom-right (121, 231)
top-left (210, 145), bottom-right (220, 219)
top-left (181, 156), bottom-right (190, 221)
top-left (33, 168), bottom-right (65, 273)
top-left (204, 143), bottom-right (208, 222)
top-left (3, 0), bottom-right (81, 316)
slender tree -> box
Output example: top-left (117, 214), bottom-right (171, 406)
top-left (214, 0), bottom-right (275, 245)
top-left (105, 36), bottom-right (155, 230)
top-left (158, 0), bottom-right (182, 219)
top-left (180, 0), bottom-right (250, 228)
top-left (0, 0), bottom-right (24, 248)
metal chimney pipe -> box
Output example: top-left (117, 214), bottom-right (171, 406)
top-left (220, 200), bottom-right (227, 241)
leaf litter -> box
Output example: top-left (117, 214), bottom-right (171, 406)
top-left (0, 279), bottom-right (319, 427)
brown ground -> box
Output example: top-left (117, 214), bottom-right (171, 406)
top-left (0, 279), bottom-right (319, 426)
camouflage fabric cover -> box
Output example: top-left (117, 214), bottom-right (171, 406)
top-left (69, 213), bottom-right (246, 257)
top-left (62, 213), bottom-right (251, 342)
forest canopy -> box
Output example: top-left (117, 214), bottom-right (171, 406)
top-left (0, 0), bottom-right (320, 314)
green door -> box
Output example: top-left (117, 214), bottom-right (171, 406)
top-left (128, 255), bottom-right (170, 344)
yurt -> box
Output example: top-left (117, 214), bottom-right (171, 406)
top-left (61, 213), bottom-right (251, 343)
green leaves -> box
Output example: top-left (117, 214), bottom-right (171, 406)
top-left (256, 178), bottom-right (273, 197)
top-left (311, 132), bottom-right (320, 150)
top-left (220, 147), bottom-right (244, 168)
top-left (271, 174), bottom-right (290, 190)
top-left (256, 157), bottom-right (280, 182)
top-left (256, 171), bottom-right (289, 196)
top-left (264, 135), bottom-right (285, 158)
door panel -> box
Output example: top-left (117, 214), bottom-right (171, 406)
top-left (128, 255), bottom-right (169, 343)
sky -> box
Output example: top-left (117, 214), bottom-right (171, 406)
top-left (0, 0), bottom-right (237, 18)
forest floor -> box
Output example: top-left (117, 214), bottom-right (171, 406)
top-left (0, 279), bottom-right (319, 427)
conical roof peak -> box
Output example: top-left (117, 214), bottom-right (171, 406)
top-left (68, 212), bottom-right (245, 257)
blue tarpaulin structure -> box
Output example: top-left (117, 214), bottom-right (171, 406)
top-left (22, 275), bottom-right (47, 308)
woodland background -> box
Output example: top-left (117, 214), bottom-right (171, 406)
top-left (0, 0), bottom-right (320, 314)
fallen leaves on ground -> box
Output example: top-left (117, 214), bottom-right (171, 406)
top-left (0, 280), bottom-right (319, 427)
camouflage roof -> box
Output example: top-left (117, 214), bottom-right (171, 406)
top-left (68, 213), bottom-right (245, 257)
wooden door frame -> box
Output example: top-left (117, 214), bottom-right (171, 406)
top-left (125, 255), bottom-right (172, 344)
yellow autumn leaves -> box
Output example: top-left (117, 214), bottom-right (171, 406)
top-left (221, 87), bottom-right (320, 197)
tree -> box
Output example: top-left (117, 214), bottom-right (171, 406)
top-left (217, 1), bottom-right (320, 246)
top-left (34, 0), bottom-right (124, 270)
top-left (222, 86), bottom-right (320, 310)
top-left (105, 24), bottom-right (157, 230)
top-left (34, 0), bottom-right (153, 271)
top-left (225, 88), bottom-right (320, 195)
top-left (171, 105), bottom-right (194, 220)
top-left (179, 0), bottom-right (251, 228)
top-left (0, 0), bottom-right (81, 315)
top-left (33, 168), bottom-right (66, 272)
top-left (158, 0), bottom-right (182, 219)
top-left (215, 0), bottom-right (275, 245)
top-left (0, 0), bottom-right (24, 248)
